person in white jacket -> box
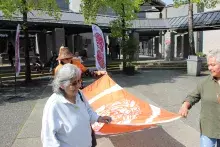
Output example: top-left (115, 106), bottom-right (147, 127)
top-left (41, 63), bottom-right (111, 147)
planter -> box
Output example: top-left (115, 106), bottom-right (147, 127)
top-left (124, 66), bottom-right (135, 76)
top-left (187, 55), bottom-right (202, 76)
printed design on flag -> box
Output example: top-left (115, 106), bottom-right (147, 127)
top-left (95, 33), bottom-right (105, 69)
top-left (15, 35), bottom-right (19, 71)
top-left (95, 33), bottom-right (104, 52)
top-left (94, 99), bottom-right (141, 129)
top-left (15, 24), bottom-right (20, 77)
top-left (92, 122), bottom-right (104, 132)
top-left (92, 99), bottom-right (141, 132)
top-left (84, 75), bottom-right (181, 134)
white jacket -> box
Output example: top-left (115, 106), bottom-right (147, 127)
top-left (41, 92), bottom-right (99, 147)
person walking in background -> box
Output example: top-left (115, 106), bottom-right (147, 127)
top-left (54, 46), bottom-right (89, 75)
top-left (108, 44), bottom-right (112, 60)
top-left (179, 49), bottom-right (220, 147)
top-left (54, 46), bottom-right (106, 77)
top-left (33, 54), bottom-right (43, 73)
top-left (49, 52), bottom-right (58, 72)
top-left (80, 44), bottom-right (88, 61)
top-left (54, 46), bottom-right (106, 88)
top-left (74, 51), bottom-right (83, 63)
top-left (7, 42), bottom-right (15, 67)
top-left (116, 44), bottom-right (120, 60)
top-left (41, 63), bottom-right (111, 147)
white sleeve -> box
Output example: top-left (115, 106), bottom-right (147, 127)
top-left (41, 104), bottom-right (61, 147)
top-left (80, 91), bottom-right (100, 124)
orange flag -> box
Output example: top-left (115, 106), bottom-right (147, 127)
top-left (82, 75), bottom-right (181, 135)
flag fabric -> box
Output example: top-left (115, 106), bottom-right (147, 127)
top-left (15, 24), bottom-right (21, 77)
top-left (35, 34), bottom-right (39, 54)
top-left (82, 75), bottom-right (181, 135)
top-left (92, 24), bottom-right (106, 71)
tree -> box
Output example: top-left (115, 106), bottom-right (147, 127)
top-left (124, 34), bottom-right (139, 66)
top-left (174, 0), bottom-right (219, 55)
top-left (0, 0), bottom-right (67, 82)
top-left (81, 0), bottom-right (146, 69)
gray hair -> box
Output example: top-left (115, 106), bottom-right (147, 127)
top-left (52, 63), bottom-right (81, 94)
top-left (207, 49), bottom-right (220, 63)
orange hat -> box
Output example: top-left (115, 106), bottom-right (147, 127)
top-left (56, 46), bottom-right (74, 60)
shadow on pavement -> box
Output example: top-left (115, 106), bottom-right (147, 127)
top-left (107, 127), bottom-right (185, 147)
top-left (110, 70), bottom-right (209, 88)
top-left (0, 78), bottom-right (51, 104)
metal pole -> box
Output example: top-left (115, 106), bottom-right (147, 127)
top-left (104, 34), bottom-right (108, 72)
top-left (0, 55), bottom-right (2, 87)
top-left (14, 65), bottom-right (17, 95)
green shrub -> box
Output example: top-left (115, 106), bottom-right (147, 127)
top-left (196, 52), bottom-right (206, 57)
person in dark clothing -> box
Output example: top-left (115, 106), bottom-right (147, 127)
top-left (116, 44), bottom-right (120, 59)
top-left (108, 44), bottom-right (112, 60)
top-left (33, 55), bottom-right (43, 72)
top-left (8, 42), bottom-right (15, 67)
top-left (49, 52), bottom-right (58, 72)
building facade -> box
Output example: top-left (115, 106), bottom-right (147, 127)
top-left (139, 3), bottom-right (220, 59)
top-left (203, 3), bottom-right (220, 54)
top-left (1, 0), bottom-right (220, 64)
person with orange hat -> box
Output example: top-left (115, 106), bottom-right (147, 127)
top-left (54, 46), bottom-right (106, 88)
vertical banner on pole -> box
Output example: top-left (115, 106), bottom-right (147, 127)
top-left (35, 34), bottom-right (39, 54)
top-left (15, 24), bottom-right (21, 77)
top-left (92, 24), bottom-right (106, 71)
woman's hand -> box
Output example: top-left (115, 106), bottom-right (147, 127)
top-left (178, 102), bottom-right (190, 118)
top-left (94, 71), bottom-right (107, 76)
top-left (98, 116), bottom-right (112, 124)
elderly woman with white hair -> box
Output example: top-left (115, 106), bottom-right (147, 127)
top-left (179, 49), bottom-right (220, 147)
top-left (41, 63), bottom-right (111, 147)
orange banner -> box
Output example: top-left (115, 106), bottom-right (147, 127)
top-left (82, 75), bottom-right (180, 135)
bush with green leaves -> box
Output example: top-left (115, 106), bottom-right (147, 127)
top-left (196, 52), bottom-right (206, 57)
top-left (124, 36), bottom-right (139, 66)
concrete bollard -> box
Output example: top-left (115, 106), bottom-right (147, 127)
top-left (187, 55), bottom-right (202, 76)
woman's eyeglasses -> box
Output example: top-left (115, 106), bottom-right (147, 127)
top-left (70, 79), bottom-right (82, 86)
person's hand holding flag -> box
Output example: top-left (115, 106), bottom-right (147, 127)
top-left (98, 116), bottom-right (112, 124)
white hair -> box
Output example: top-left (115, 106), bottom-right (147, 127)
top-left (207, 49), bottom-right (220, 63)
top-left (52, 63), bottom-right (81, 94)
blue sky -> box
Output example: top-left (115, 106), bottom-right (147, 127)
top-left (163, 0), bottom-right (173, 4)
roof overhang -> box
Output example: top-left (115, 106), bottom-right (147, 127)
top-left (0, 10), bottom-right (169, 33)
top-left (169, 10), bottom-right (220, 32)
top-left (0, 8), bottom-right (220, 34)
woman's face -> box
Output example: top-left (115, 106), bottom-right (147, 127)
top-left (208, 57), bottom-right (220, 78)
top-left (64, 76), bottom-right (81, 96)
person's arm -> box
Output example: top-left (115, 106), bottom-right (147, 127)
top-left (80, 92), bottom-right (99, 124)
top-left (80, 91), bottom-right (111, 124)
top-left (179, 83), bottom-right (202, 117)
top-left (41, 104), bottom-right (61, 147)
top-left (184, 83), bottom-right (202, 108)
